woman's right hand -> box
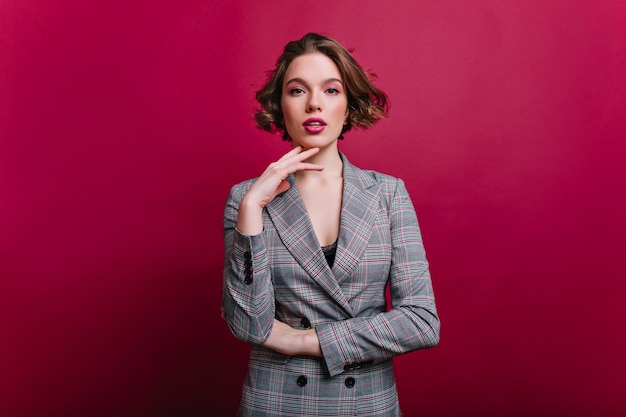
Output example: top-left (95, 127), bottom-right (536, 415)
top-left (236, 146), bottom-right (323, 235)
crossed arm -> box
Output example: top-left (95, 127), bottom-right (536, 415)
top-left (222, 147), bottom-right (439, 377)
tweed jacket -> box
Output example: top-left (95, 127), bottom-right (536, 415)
top-left (222, 152), bottom-right (439, 417)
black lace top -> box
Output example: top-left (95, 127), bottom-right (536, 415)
top-left (321, 239), bottom-right (338, 268)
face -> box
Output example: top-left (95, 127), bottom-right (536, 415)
top-left (281, 52), bottom-right (349, 149)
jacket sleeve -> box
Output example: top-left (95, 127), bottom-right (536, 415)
top-left (221, 183), bottom-right (275, 345)
top-left (315, 178), bottom-right (440, 377)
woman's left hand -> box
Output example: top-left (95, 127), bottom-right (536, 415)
top-left (262, 319), bottom-right (322, 357)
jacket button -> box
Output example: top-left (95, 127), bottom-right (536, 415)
top-left (344, 377), bottom-right (355, 388)
top-left (297, 375), bottom-right (307, 387)
top-left (300, 317), bottom-right (311, 329)
top-left (244, 276), bottom-right (253, 285)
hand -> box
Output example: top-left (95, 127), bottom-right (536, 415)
top-left (246, 146), bottom-right (322, 208)
top-left (237, 146), bottom-right (323, 235)
top-left (262, 319), bottom-right (322, 357)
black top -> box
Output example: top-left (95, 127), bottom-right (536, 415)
top-left (321, 239), bottom-right (338, 268)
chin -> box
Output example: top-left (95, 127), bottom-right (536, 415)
top-left (294, 135), bottom-right (339, 149)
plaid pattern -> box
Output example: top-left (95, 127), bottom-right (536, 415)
top-left (223, 153), bottom-right (439, 416)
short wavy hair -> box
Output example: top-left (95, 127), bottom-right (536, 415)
top-left (254, 33), bottom-right (389, 140)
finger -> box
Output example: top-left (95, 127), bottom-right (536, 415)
top-left (275, 180), bottom-right (291, 195)
top-left (278, 146), bottom-right (319, 165)
top-left (289, 162), bottom-right (324, 174)
top-left (295, 147), bottom-right (321, 163)
top-left (267, 163), bottom-right (323, 185)
top-left (277, 146), bottom-right (304, 162)
top-left (300, 162), bottom-right (324, 170)
top-left (275, 147), bottom-right (320, 169)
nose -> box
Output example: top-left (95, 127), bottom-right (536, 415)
top-left (306, 94), bottom-right (321, 112)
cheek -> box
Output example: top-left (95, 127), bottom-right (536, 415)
top-left (333, 100), bottom-right (348, 119)
top-left (280, 99), bottom-right (296, 124)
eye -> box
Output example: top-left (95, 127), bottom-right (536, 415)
top-left (288, 87), bottom-right (305, 96)
top-left (326, 87), bottom-right (341, 95)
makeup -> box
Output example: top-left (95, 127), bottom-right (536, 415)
top-left (303, 117), bottom-right (327, 133)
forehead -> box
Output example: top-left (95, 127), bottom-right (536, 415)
top-left (283, 52), bottom-right (342, 84)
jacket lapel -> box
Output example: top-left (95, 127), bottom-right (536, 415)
top-left (333, 154), bottom-right (382, 284)
top-left (265, 174), bottom-right (354, 317)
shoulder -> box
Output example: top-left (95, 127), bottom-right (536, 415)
top-left (361, 169), bottom-right (411, 205)
top-left (357, 167), bottom-right (402, 185)
top-left (227, 177), bottom-right (258, 204)
top-left (344, 155), bottom-right (407, 197)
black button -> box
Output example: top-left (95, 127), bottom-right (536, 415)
top-left (343, 360), bottom-right (373, 372)
top-left (345, 377), bottom-right (355, 388)
top-left (296, 375), bottom-right (307, 387)
top-left (244, 276), bottom-right (253, 285)
top-left (300, 317), bottom-right (311, 329)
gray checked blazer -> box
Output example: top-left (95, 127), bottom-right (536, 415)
top-left (222, 152), bottom-right (440, 417)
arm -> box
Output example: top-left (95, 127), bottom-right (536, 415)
top-left (222, 147), bottom-right (325, 346)
top-left (315, 178), bottom-right (440, 377)
top-left (221, 184), bottom-right (275, 344)
top-left (262, 319), bottom-right (322, 357)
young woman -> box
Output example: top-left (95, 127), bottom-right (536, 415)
top-left (222, 33), bottom-right (440, 417)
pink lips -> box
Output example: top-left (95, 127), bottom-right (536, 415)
top-left (303, 118), bottom-right (327, 133)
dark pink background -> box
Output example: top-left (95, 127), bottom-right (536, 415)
top-left (2, 1), bottom-right (625, 416)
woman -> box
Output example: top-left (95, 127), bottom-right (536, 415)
top-left (222, 33), bottom-right (440, 416)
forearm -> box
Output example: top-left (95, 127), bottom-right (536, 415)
top-left (223, 217), bottom-right (275, 344)
top-left (316, 303), bottom-right (439, 376)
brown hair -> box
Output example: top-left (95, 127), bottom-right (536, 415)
top-left (254, 33), bottom-right (389, 140)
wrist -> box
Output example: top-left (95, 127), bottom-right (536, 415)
top-left (301, 329), bottom-right (322, 357)
top-left (237, 198), bottom-right (264, 236)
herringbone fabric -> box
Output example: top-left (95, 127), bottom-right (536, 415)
top-left (223, 152), bottom-right (439, 416)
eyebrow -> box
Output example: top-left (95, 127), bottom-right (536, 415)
top-left (285, 77), bottom-right (344, 86)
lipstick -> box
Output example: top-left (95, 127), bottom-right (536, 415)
top-left (303, 117), bottom-right (326, 133)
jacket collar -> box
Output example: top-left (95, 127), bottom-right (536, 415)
top-left (265, 152), bottom-right (382, 316)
